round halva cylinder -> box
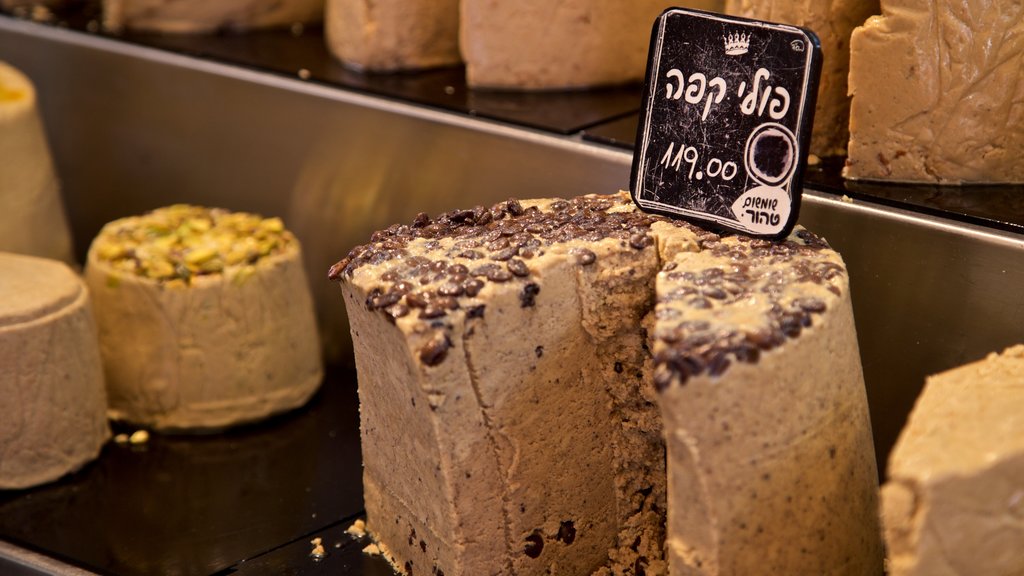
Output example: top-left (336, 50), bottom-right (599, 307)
top-left (0, 60), bottom-right (74, 264)
top-left (332, 192), bottom-right (882, 575)
top-left (102, 0), bottom-right (324, 33)
top-left (725, 0), bottom-right (879, 158)
top-left (0, 252), bottom-right (109, 490)
top-left (460, 0), bottom-right (725, 90)
top-left (325, 0), bottom-right (461, 72)
top-left (84, 206), bottom-right (323, 431)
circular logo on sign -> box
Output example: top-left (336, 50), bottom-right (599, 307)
top-left (744, 123), bottom-right (797, 187)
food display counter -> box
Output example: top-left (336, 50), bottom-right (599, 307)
top-left (0, 6), bottom-right (1022, 575)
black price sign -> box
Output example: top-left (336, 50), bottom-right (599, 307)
top-left (630, 8), bottom-right (822, 239)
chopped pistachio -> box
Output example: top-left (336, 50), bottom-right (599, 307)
top-left (145, 260), bottom-right (176, 279)
top-left (198, 257), bottom-right (224, 274)
top-left (231, 265), bottom-right (257, 285)
top-left (93, 205), bottom-right (293, 282)
top-left (260, 217), bottom-right (284, 233)
top-left (97, 243), bottom-right (126, 260)
top-left (189, 218), bottom-right (212, 233)
top-left (185, 247), bottom-right (217, 266)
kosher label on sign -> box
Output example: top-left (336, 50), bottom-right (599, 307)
top-left (630, 8), bottom-right (822, 239)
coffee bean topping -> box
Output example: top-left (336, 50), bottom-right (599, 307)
top-left (629, 232), bottom-right (653, 250)
top-left (385, 303), bottom-right (409, 320)
top-left (438, 282), bottom-right (464, 297)
top-left (464, 278), bottom-right (484, 297)
top-left (570, 247), bottom-right (597, 266)
top-left (491, 247), bottom-right (516, 261)
top-left (507, 259), bottom-right (529, 277)
top-left (419, 305), bottom-right (446, 320)
top-left (331, 196), bottom-right (844, 387)
top-left (487, 267), bottom-right (513, 283)
top-left (653, 230), bottom-right (844, 390)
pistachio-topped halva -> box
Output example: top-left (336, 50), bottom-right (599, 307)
top-left (86, 205), bottom-right (322, 431)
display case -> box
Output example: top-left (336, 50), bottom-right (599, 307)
top-left (0, 8), bottom-right (1021, 575)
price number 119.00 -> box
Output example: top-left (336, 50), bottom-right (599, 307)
top-left (660, 142), bottom-right (738, 182)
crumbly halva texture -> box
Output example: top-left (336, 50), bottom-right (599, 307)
top-left (325, 0), bottom-right (461, 72)
top-left (882, 345), bottom-right (1024, 576)
top-left (0, 252), bottom-right (109, 490)
top-left (845, 0), bottom-right (1024, 182)
top-left (332, 192), bottom-right (881, 576)
top-left (85, 205), bottom-right (322, 431)
top-left (460, 0), bottom-right (724, 90)
top-left (725, 0), bottom-right (879, 157)
top-left (0, 60), bottom-right (73, 264)
top-left (102, 0), bottom-right (323, 33)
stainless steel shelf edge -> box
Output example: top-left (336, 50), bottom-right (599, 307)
top-left (2, 15), bottom-right (1022, 473)
top-left (0, 540), bottom-right (99, 576)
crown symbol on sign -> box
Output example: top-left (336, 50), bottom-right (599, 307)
top-left (723, 31), bottom-right (750, 56)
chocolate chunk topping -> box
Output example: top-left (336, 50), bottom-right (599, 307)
top-left (467, 305), bottom-right (486, 319)
top-left (524, 532), bottom-right (544, 558)
top-left (520, 283), bottom-right (540, 308)
top-left (557, 521), bottom-right (576, 545)
top-left (419, 332), bottom-right (451, 366)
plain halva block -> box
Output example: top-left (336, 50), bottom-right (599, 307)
top-left (325, 0), bottom-right (461, 72)
top-left (102, 0), bottom-right (323, 34)
top-left (882, 345), bottom-right (1024, 576)
top-left (845, 0), bottom-right (1024, 183)
top-left (0, 60), bottom-right (74, 264)
top-left (0, 252), bottom-right (109, 490)
top-left (461, 0), bottom-right (725, 90)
